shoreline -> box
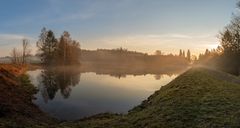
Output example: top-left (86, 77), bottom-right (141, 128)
top-left (2, 64), bottom-right (240, 127)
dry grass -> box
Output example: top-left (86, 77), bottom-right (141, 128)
top-left (0, 64), bottom-right (56, 128)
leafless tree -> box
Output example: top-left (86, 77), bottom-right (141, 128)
top-left (22, 38), bottom-right (31, 64)
top-left (10, 48), bottom-right (22, 64)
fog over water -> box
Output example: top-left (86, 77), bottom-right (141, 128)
top-left (27, 66), bottom-right (184, 120)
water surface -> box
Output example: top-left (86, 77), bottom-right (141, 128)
top-left (28, 68), bottom-right (179, 120)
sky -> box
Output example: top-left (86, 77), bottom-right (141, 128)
top-left (0, 0), bottom-right (237, 56)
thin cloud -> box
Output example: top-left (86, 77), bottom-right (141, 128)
top-left (82, 33), bottom-right (219, 56)
top-left (0, 34), bottom-right (35, 44)
top-left (0, 42), bottom-right (11, 46)
top-left (146, 33), bottom-right (215, 39)
top-left (163, 34), bottom-right (193, 39)
top-left (0, 34), bottom-right (36, 56)
top-left (145, 34), bottom-right (191, 39)
top-left (0, 34), bottom-right (27, 40)
top-left (0, 34), bottom-right (34, 43)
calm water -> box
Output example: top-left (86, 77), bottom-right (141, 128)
top-left (27, 68), bottom-right (179, 120)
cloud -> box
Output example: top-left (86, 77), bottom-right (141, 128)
top-left (0, 34), bottom-right (27, 41)
top-left (2, 0), bottom-right (97, 28)
top-left (145, 33), bottom-right (214, 39)
top-left (169, 34), bottom-right (192, 39)
top-left (82, 33), bottom-right (219, 55)
top-left (0, 34), bottom-right (34, 44)
top-left (0, 32), bottom-right (219, 57)
top-left (0, 34), bottom-right (36, 56)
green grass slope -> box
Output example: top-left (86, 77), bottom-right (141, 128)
top-left (2, 66), bottom-right (240, 128)
top-left (60, 67), bottom-right (240, 128)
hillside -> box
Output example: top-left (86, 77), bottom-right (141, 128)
top-left (60, 67), bottom-right (240, 128)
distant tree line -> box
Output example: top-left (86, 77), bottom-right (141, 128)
top-left (179, 49), bottom-right (191, 62)
top-left (80, 48), bottom-right (190, 71)
top-left (155, 49), bottom-right (192, 62)
top-left (36, 28), bottom-right (81, 66)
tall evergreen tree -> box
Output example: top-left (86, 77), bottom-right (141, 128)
top-left (187, 49), bottom-right (191, 62)
top-left (36, 28), bottom-right (58, 65)
top-left (182, 50), bottom-right (185, 58)
top-left (179, 49), bottom-right (182, 57)
top-left (56, 31), bottom-right (81, 65)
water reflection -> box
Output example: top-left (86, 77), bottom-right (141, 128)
top-left (28, 66), bottom-right (186, 120)
top-left (38, 67), bottom-right (181, 102)
top-left (38, 67), bottom-right (81, 102)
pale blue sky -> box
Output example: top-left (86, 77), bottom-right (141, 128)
top-left (0, 0), bottom-right (237, 56)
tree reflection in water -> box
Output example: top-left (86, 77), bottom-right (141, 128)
top-left (36, 65), bottom-right (187, 103)
top-left (38, 67), bottom-right (81, 103)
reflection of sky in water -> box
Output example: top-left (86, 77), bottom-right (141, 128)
top-left (27, 70), bottom-right (178, 120)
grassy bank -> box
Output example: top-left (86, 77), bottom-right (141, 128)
top-left (0, 64), bottom-right (56, 128)
top-left (1, 65), bottom-right (240, 127)
top-left (60, 67), bottom-right (240, 128)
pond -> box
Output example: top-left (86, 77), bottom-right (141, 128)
top-left (27, 67), bottom-right (181, 120)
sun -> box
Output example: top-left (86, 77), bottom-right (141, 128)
top-left (207, 43), bottom-right (219, 50)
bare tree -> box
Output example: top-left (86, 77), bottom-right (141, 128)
top-left (10, 48), bottom-right (17, 64)
top-left (10, 48), bottom-right (22, 64)
top-left (22, 38), bottom-right (31, 64)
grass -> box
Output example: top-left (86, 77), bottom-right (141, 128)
top-left (2, 65), bottom-right (240, 127)
top-left (59, 68), bottom-right (240, 128)
top-left (125, 68), bottom-right (240, 128)
top-left (18, 74), bottom-right (38, 97)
